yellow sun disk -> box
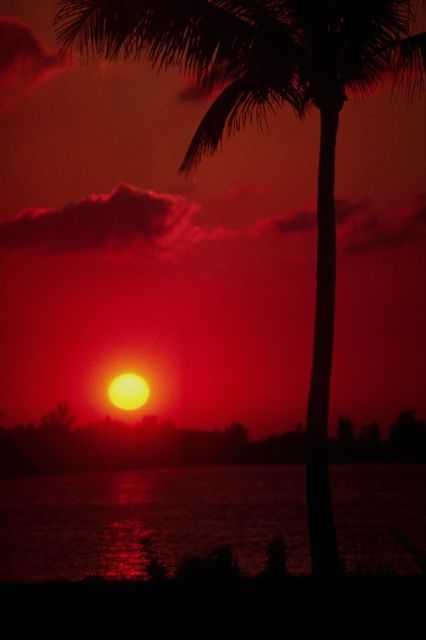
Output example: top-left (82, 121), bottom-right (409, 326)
top-left (108, 373), bottom-right (150, 411)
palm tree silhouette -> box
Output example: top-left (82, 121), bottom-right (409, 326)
top-left (55, 1), bottom-right (426, 576)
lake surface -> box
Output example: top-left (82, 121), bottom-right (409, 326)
top-left (0, 465), bottom-right (425, 580)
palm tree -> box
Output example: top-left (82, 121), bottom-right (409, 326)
top-left (55, 1), bottom-right (426, 576)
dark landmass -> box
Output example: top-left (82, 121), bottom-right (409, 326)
top-left (1, 537), bottom-right (425, 585)
top-left (117, 533), bottom-right (425, 578)
top-left (0, 406), bottom-right (425, 476)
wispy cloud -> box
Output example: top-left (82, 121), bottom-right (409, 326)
top-left (254, 198), bottom-right (367, 236)
top-left (178, 82), bottom-right (216, 103)
top-left (177, 67), bottom-right (228, 104)
top-left (0, 17), bottom-right (70, 107)
top-left (252, 195), bottom-right (426, 255)
top-left (346, 196), bottom-right (426, 254)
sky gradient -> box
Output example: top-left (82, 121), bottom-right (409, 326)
top-left (1, 1), bottom-right (426, 433)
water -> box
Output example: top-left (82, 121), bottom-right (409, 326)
top-left (0, 465), bottom-right (424, 580)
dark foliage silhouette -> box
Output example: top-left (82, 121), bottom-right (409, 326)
top-left (30, 536), bottom-right (426, 583)
top-left (261, 536), bottom-right (289, 580)
top-left (176, 546), bottom-right (241, 583)
top-left (55, 0), bottom-right (426, 576)
top-left (337, 418), bottom-right (355, 446)
top-left (40, 403), bottom-right (74, 433)
top-left (359, 422), bottom-right (381, 446)
top-left (145, 552), bottom-right (169, 583)
top-left (390, 410), bottom-right (426, 454)
top-left (394, 531), bottom-right (426, 575)
top-left (1, 407), bottom-right (425, 475)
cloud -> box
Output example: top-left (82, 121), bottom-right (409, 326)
top-left (252, 195), bottom-right (426, 255)
top-left (345, 196), bottom-right (426, 254)
top-left (0, 184), bottom-right (203, 254)
top-left (255, 198), bottom-right (366, 236)
top-left (3, 185), bottom-right (424, 258)
top-left (178, 83), bottom-right (216, 103)
top-left (0, 17), bottom-right (69, 106)
top-left (177, 69), bottom-right (227, 104)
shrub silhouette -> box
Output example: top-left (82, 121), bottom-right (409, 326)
top-left (261, 537), bottom-right (289, 581)
top-left (394, 531), bottom-right (426, 575)
top-left (176, 546), bottom-right (241, 582)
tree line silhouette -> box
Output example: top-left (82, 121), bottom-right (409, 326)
top-left (0, 405), bottom-right (425, 476)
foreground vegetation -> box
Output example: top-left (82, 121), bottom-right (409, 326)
top-left (23, 536), bottom-right (426, 584)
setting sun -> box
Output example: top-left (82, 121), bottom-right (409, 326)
top-left (108, 373), bottom-right (150, 411)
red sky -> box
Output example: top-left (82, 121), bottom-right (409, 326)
top-left (1, 1), bottom-right (426, 434)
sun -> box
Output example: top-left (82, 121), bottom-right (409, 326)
top-left (108, 373), bottom-right (150, 411)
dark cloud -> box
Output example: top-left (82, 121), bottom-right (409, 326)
top-left (346, 197), bottom-right (426, 254)
top-left (253, 195), bottom-right (426, 255)
top-left (0, 17), bottom-right (69, 105)
top-left (0, 184), bottom-right (201, 253)
top-left (3, 185), bottom-right (424, 258)
top-left (268, 209), bottom-right (315, 234)
top-left (177, 69), bottom-right (227, 104)
top-left (255, 198), bottom-right (365, 236)
top-left (178, 83), bottom-right (214, 103)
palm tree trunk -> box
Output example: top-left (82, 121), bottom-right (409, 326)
top-left (306, 105), bottom-right (343, 576)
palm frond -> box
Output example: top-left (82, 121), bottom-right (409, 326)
top-left (276, 1), bottom-right (416, 100)
top-left (390, 31), bottom-right (426, 95)
top-left (340, 1), bottom-right (411, 90)
top-left (56, 1), bottom-right (252, 71)
top-left (179, 73), bottom-right (305, 173)
top-left (55, 1), bottom-right (297, 79)
top-left (55, 0), bottom-right (426, 174)
top-left (179, 77), bottom-right (252, 173)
